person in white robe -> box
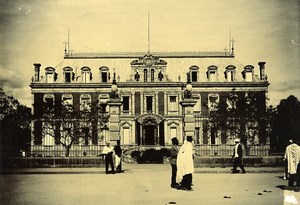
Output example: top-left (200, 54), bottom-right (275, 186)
top-left (284, 140), bottom-right (300, 187)
top-left (176, 136), bottom-right (194, 191)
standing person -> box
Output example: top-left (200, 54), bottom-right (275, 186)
top-left (169, 137), bottom-right (179, 188)
top-left (102, 142), bottom-right (115, 174)
top-left (114, 144), bottom-right (123, 173)
top-left (231, 138), bottom-right (246, 174)
top-left (283, 139), bottom-right (293, 180)
top-left (177, 136), bottom-right (194, 191)
top-left (284, 139), bottom-right (300, 187)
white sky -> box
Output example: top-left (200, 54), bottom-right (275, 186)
top-left (0, 0), bottom-right (299, 107)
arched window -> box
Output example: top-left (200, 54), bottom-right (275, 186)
top-left (225, 65), bottom-right (236, 82)
top-left (81, 67), bottom-right (91, 83)
top-left (144, 69), bottom-right (148, 82)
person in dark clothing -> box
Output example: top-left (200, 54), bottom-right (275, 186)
top-left (231, 138), bottom-right (246, 174)
top-left (169, 137), bottom-right (179, 188)
top-left (114, 144), bottom-right (123, 173)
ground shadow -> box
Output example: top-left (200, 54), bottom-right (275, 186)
top-left (276, 185), bottom-right (300, 192)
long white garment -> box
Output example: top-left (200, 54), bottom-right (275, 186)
top-left (176, 141), bottom-right (194, 181)
top-left (284, 143), bottom-right (300, 175)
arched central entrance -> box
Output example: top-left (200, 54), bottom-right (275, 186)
top-left (136, 113), bottom-right (164, 145)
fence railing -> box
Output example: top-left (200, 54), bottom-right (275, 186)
top-left (31, 145), bottom-right (105, 157)
top-left (194, 144), bottom-right (270, 156)
top-left (31, 144), bottom-right (272, 157)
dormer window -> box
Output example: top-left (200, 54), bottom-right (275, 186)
top-left (81, 67), bottom-right (92, 83)
top-left (225, 65), bottom-right (236, 82)
top-left (45, 67), bottom-right (56, 83)
top-left (63, 67), bottom-right (74, 83)
top-left (189, 65), bottom-right (199, 82)
top-left (243, 65), bottom-right (254, 82)
top-left (99, 66), bottom-right (109, 83)
top-left (207, 65), bottom-right (218, 81)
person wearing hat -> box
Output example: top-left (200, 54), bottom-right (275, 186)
top-left (177, 136), bottom-right (195, 191)
top-left (231, 138), bottom-right (246, 174)
top-left (169, 137), bottom-right (179, 188)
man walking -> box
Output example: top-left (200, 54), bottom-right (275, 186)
top-left (231, 138), bottom-right (246, 174)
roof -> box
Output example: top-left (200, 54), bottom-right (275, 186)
top-left (35, 51), bottom-right (264, 84)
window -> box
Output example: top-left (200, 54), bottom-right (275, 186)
top-left (191, 71), bottom-right (197, 82)
top-left (123, 127), bottom-right (130, 144)
top-left (81, 67), bottom-right (91, 83)
top-left (45, 67), bottom-right (55, 83)
top-left (43, 127), bottom-right (54, 146)
top-left (169, 96), bottom-right (178, 111)
top-left (100, 66), bottom-right (109, 83)
top-left (44, 94), bottom-right (54, 106)
top-left (225, 65), bottom-right (236, 82)
top-left (210, 127), bottom-right (217, 145)
top-left (102, 72), bottom-right (108, 82)
top-left (189, 65), bottom-right (199, 82)
top-left (62, 94), bottom-right (73, 112)
top-left (123, 96), bottom-right (130, 112)
top-left (208, 94), bottom-right (219, 111)
top-left (80, 94), bottom-right (91, 111)
top-left (170, 127), bottom-right (177, 139)
top-left (144, 69), bottom-right (148, 82)
top-left (65, 72), bottom-right (71, 83)
top-left (243, 65), bottom-right (254, 82)
top-left (207, 65), bottom-right (218, 82)
top-left (151, 69), bottom-right (155, 82)
top-left (146, 96), bottom-right (153, 112)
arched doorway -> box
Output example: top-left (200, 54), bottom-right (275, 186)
top-left (136, 113), bottom-right (164, 145)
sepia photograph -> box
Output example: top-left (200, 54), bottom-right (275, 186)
top-left (1, 0), bottom-right (300, 204)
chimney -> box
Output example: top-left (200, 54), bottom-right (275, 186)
top-left (258, 62), bottom-right (266, 80)
top-left (33, 63), bottom-right (41, 81)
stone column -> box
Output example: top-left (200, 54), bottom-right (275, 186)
top-left (107, 99), bottom-right (122, 145)
top-left (180, 98), bottom-right (196, 141)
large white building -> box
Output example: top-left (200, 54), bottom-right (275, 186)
top-left (30, 47), bottom-right (269, 156)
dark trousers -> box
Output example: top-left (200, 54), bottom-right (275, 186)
top-left (288, 174), bottom-right (300, 187)
top-left (233, 157), bottom-right (246, 173)
top-left (116, 161), bottom-right (122, 173)
top-left (105, 152), bottom-right (115, 173)
top-left (181, 174), bottom-right (193, 189)
top-left (171, 164), bottom-right (177, 186)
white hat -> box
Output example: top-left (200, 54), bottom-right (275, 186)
top-left (234, 138), bottom-right (240, 143)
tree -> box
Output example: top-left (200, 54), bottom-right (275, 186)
top-left (270, 95), bottom-right (300, 153)
top-left (0, 87), bottom-right (32, 157)
top-left (209, 90), bottom-right (267, 155)
top-left (41, 99), bottom-right (109, 157)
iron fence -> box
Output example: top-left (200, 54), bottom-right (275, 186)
top-left (31, 145), bottom-right (105, 157)
top-left (194, 144), bottom-right (271, 156)
top-left (31, 144), bottom-right (272, 157)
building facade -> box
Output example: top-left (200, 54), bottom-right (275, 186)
top-left (30, 49), bottom-right (269, 156)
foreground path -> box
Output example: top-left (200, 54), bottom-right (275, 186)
top-left (0, 165), bottom-right (297, 205)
